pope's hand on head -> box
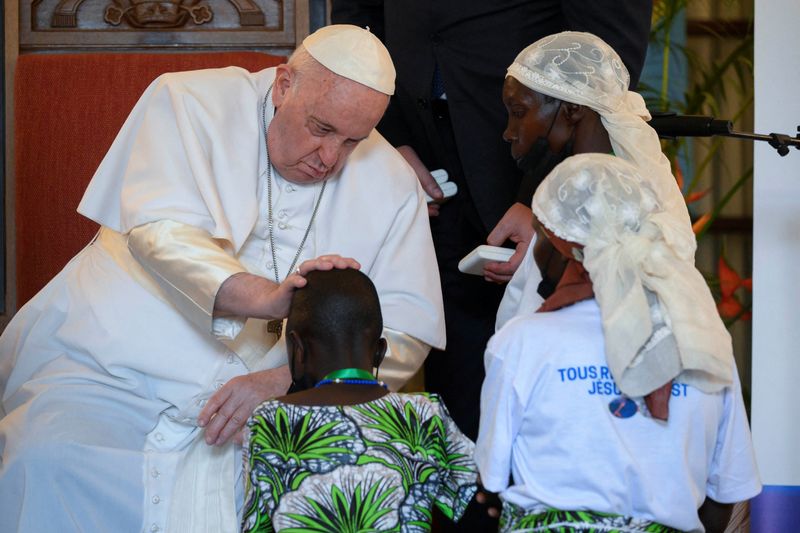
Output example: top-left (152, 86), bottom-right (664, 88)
top-left (198, 366), bottom-right (292, 446)
top-left (254, 254), bottom-right (359, 320)
top-left (297, 254), bottom-right (360, 276)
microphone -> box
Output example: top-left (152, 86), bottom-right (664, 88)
top-left (647, 112), bottom-right (800, 156)
top-left (647, 113), bottom-right (733, 138)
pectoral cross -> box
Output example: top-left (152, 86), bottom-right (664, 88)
top-left (266, 319), bottom-right (283, 339)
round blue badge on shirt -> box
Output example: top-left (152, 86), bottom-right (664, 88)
top-left (608, 396), bottom-right (638, 419)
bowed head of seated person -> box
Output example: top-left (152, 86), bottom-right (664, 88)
top-left (282, 267), bottom-right (389, 405)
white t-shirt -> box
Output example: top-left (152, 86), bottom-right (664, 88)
top-left (475, 299), bottom-right (761, 532)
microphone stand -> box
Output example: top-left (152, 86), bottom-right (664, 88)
top-left (649, 112), bottom-right (800, 156)
top-left (725, 129), bottom-right (800, 157)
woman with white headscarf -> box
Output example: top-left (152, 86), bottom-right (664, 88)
top-left (494, 31), bottom-right (695, 328)
top-left (476, 154), bottom-right (761, 533)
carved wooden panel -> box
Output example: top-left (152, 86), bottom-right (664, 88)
top-left (20, 0), bottom-right (298, 50)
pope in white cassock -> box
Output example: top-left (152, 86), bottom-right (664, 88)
top-left (0, 25), bottom-right (445, 532)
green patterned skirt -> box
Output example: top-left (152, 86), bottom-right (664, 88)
top-left (499, 503), bottom-right (683, 533)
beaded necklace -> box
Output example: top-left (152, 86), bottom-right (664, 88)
top-left (315, 368), bottom-right (387, 389)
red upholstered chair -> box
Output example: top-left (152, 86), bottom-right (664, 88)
top-left (14, 52), bottom-right (284, 309)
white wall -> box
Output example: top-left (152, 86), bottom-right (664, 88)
top-left (751, 0), bottom-right (800, 522)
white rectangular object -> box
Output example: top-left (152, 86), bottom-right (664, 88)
top-left (431, 168), bottom-right (449, 184)
top-left (425, 181), bottom-right (458, 203)
top-left (458, 245), bottom-right (514, 276)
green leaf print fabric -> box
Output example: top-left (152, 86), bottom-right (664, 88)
top-left (242, 393), bottom-right (478, 533)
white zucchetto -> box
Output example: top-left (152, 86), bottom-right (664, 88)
top-left (303, 24), bottom-right (396, 95)
top-left (532, 154), bottom-right (733, 397)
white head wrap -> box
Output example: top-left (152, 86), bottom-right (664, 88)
top-left (303, 24), bottom-right (396, 95)
top-left (533, 154), bottom-right (733, 396)
top-left (508, 31), bottom-right (694, 256)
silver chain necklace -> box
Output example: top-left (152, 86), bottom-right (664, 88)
top-left (261, 83), bottom-right (327, 337)
top-left (261, 83), bottom-right (327, 282)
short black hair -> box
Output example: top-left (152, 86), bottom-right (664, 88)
top-left (286, 268), bottom-right (383, 346)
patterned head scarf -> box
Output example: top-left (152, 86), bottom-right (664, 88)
top-left (508, 31), bottom-right (695, 259)
top-left (532, 154), bottom-right (733, 398)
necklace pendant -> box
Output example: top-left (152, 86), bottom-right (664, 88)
top-left (266, 319), bottom-right (283, 339)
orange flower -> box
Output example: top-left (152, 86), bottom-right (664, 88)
top-left (718, 294), bottom-right (743, 319)
top-left (718, 255), bottom-right (741, 298)
top-left (685, 189), bottom-right (710, 205)
top-left (716, 256), bottom-right (752, 321)
top-left (673, 156), bottom-right (685, 190)
top-left (692, 213), bottom-right (711, 234)
top-left (718, 255), bottom-right (753, 297)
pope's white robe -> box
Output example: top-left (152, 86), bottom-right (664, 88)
top-left (0, 66), bottom-right (445, 533)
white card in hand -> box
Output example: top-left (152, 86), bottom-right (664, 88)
top-left (431, 168), bottom-right (449, 185)
top-left (425, 181), bottom-right (458, 203)
top-left (458, 245), bottom-right (514, 276)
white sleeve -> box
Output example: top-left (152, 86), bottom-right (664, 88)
top-left (365, 185), bottom-right (446, 350)
top-left (706, 365), bottom-right (763, 503)
top-left (78, 68), bottom-right (262, 253)
top-left (127, 219), bottom-right (248, 339)
top-left (379, 327), bottom-right (431, 391)
top-left (474, 341), bottom-right (522, 493)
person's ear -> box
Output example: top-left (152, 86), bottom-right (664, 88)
top-left (272, 64), bottom-right (293, 107)
top-left (562, 102), bottom-right (586, 125)
top-left (373, 338), bottom-right (388, 373)
top-left (287, 330), bottom-right (306, 383)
